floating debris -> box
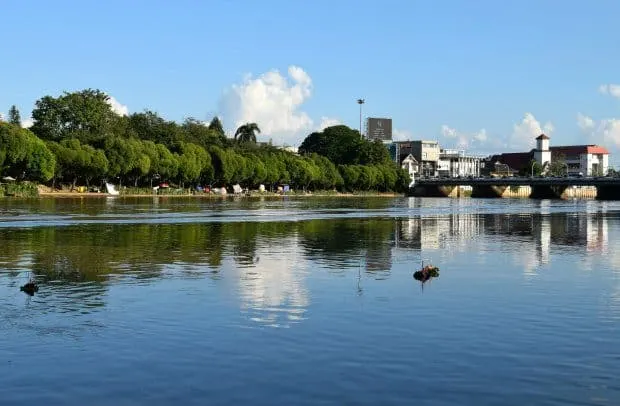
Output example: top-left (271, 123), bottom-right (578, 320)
top-left (20, 282), bottom-right (39, 296)
top-left (413, 265), bottom-right (440, 283)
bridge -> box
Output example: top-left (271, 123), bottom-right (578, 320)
top-left (409, 177), bottom-right (620, 199)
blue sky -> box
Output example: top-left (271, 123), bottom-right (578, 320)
top-left (2, 0), bottom-right (620, 160)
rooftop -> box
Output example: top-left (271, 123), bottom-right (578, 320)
top-left (550, 145), bottom-right (609, 155)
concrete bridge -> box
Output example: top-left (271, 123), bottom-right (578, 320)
top-left (409, 177), bottom-right (620, 199)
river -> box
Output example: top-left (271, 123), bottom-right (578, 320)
top-left (1, 196), bottom-right (619, 405)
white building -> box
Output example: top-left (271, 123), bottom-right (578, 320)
top-left (401, 154), bottom-right (418, 187)
top-left (533, 134), bottom-right (551, 169)
top-left (438, 149), bottom-right (482, 177)
top-left (493, 134), bottom-right (610, 177)
top-left (550, 144), bottom-right (609, 176)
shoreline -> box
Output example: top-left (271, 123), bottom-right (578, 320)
top-left (36, 191), bottom-right (405, 199)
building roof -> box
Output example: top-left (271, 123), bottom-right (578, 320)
top-left (550, 145), bottom-right (609, 155)
top-left (490, 152), bottom-right (533, 171)
top-left (536, 134), bottom-right (550, 140)
top-left (401, 154), bottom-right (418, 163)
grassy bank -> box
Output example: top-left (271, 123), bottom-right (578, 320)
top-left (0, 182), bottom-right (39, 198)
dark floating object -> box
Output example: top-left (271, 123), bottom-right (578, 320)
top-left (20, 282), bottom-right (39, 296)
top-left (413, 265), bottom-right (440, 282)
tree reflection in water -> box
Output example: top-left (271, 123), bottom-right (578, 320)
top-left (0, 210), bottom-right (613, 324)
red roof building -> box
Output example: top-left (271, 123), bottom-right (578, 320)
top-left (488, 136), bottom-right (610, 176)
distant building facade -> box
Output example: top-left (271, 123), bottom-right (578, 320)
top-left (390, 140), bottom-right (487, 178)
top-left (390, 140), bottom-right (440, 177)
top-left (438, 149), bottom-right (482, 177)
top-left (488, 134), bottom-right (610, 176)
top-left (551, 145), bottom-right (608, 176)
top-left (533, 134), bottom-right (551, 168)
top-left (401, 154), bottom-right (418, 187)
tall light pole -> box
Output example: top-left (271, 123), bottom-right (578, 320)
top-left (357, 98), bottom-right (365, 138)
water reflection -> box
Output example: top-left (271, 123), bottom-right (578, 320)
top-left (0, 205), bottom-right (618, 327)
top-left (234, 235), bottom-right (310, 328)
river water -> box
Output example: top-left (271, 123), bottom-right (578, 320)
top-left (1, 196), bottom-right (619, 405)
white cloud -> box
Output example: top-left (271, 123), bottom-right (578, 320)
top-left (219, 65), bottom-right (314, 145)
top-left (509, 113), bottom-right (553, 150)
top-left (393, 128), bottom-right (413, 141)
top-left (440, 124), bottom-right (487, 150)
top-left (106, 95), bottom-right (129, 116)
top-left (232, 235), bottom-right (310, 328)
top-left (0, 112), bottom-right (4, 122)
top-left (577, 112), bottom-right (595, 131)
top-left (316, 116), bottom-right (340, 131)
top-left (576, 113), bottom-right (620, 149)
top-left (598, 84), bottom-right (620, 98)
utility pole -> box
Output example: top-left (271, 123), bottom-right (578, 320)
top-left (357, 99), bottom-right (365, 138)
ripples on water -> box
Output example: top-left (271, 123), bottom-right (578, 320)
top-left (1, 196), bottom-right (619, 405)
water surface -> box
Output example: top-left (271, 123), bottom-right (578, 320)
top-left (1, 197), bottom-right (619, 405)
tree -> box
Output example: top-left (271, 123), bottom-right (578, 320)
top-left (299, 125), bottom-right (384, 166)
top-left (208, 116), bottom-right (225, 137)
top-left (30, 89), bottom-right (118, 144)
top-left (175, 142), bottom-right (213, 186)
top-left (0, 123), bottom-right (55, 181)
top-left (549, 153), bottom-right (567, 177)
top-left (48, 138), bottom-right (109, 188)
top-left (519, 159), bottom-right (543, 177)
top-left (182, 118), bottom-right (225, 148)
top-left (8, 105), bottom-right (21, 127)
top-left (234, 123), bottom-right (260, 144)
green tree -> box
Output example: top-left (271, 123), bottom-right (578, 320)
top-left (126, 111), bottom-right (185, 148)
top-left (208, 116), bottom-right (225, 137)
top-left (182, 118), bottom-right (225, 148)
top-left (104, 137), bottom-right (138, 184)
top-left (549, 153), bottom-right (567, 177)
top-left (30, 89), bottom-right (118, 144)
top-left (519, 159), bottom-right (543, 177)
top-left (8, 105), bottom-right (21, 127)
top-left (299, 125), bottom-right (366, 165)
top-left (234, 123), bottom-right (260, 144)
top-left (0, 123), bottom-right (55, 181)
top-left (176, 142), bottom-right (213, 186)
top-left (359, 139), bottom-right (391, 165)
top-left (48, 138), bottom-right (109, 188)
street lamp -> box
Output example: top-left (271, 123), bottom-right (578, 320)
top-left (531, 161), bottom-right (536, 177)
top-left (357, 98), bottom-right (365, 137)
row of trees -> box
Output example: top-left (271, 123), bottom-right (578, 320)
top-left (1, 89), bottom-right (410, 192)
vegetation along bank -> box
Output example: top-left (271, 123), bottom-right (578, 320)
top-left (0, 89), bottom-right (411, 197)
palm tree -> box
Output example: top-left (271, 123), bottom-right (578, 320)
top-left (234, 123), bottom-right (261, 143)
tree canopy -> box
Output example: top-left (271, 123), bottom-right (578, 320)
top-left (0, 89), bottom-right (410, 193)
top-left (8, 105), bottom-right (21, 127)
top-left (298, 125), bottom-right (391, 166)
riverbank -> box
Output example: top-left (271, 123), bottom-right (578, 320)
top-left (0, 183), bottom-right (405, 199)
top-left (36, 190), bottom-right (404, 199)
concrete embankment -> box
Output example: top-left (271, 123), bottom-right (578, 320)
top-left (409, 184), bottom-right (598, 199)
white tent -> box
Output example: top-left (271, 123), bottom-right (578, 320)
top-left (105, 182), bottom-right (120, 195)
